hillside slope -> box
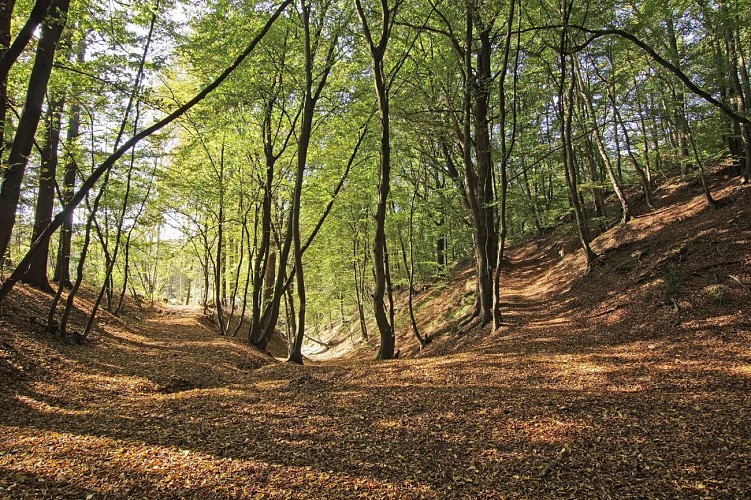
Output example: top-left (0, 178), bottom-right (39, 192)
top-left (307, 165), bottom-right (751, 362)
top-left (0, 166), bottom-right (749, 498)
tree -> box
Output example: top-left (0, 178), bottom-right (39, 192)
top-left (355, 0), bottom-right (403, 359)
top-left (22, 94), bottom-right (64, 291)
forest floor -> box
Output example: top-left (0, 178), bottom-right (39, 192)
top-left (1, 166), bottom-right (750, 498)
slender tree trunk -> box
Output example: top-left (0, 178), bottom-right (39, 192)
top-left (287, 0), bottom-right (319, 364)
top-left (59, 184), bottom-right (105, 340)
top-left (560, 15), bottom-right (596, 269)
top-left (214, 145), bottom-right (228, 336)
top-left (493, 0), bottom-right (517, 330)
top-left (352, 235), bottom-right (368, 340)
top-left (355, 0), bottom-right (398, 359)
top-left (576, 59), bottom-right (631, 224)
top-left (53, 40), bottom-right (84, 286)
top-left (398, 187), bottom-right (425, 349)
top-left (215, 201), bottom-right (226, 334)
top-left (201, 225), bottom-right (210, 314)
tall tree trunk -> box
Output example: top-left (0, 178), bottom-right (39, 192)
top-left (452, 4), bottom-right (498, 328)
top-left (492, 0), bottom-right (517, 330)
top-left (201, 226), bottom-right (210, 315)
top-left (355, 0), bottom-right (398, 359)
top-left (285, 0), bottom-right (336, 363)
top-left (473, 21), bottom-right (497, 327)
top-left (560, 14), bottom-right (596, 269)
top-left (23, 94), bottom-right (64, 291)
top-left (53, 39), bottom-right (85, 286)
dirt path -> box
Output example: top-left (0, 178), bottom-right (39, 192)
top-left (1, 172), bottom-right (750, 498)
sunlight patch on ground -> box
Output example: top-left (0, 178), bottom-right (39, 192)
top-left (14, 395), bottom-right (91, 417)
top-left (726, 365), bottom-right (751, 378)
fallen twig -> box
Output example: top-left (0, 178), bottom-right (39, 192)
top-left (539, 446), bottom-right (571, 478)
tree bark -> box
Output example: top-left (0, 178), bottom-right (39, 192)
top-left (22, 95), bottom-right (64, 291)
top-left (355, 0), bottom-right (398, 359)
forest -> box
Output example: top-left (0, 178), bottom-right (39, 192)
top-left (0, 0), bottom-right (750, 497)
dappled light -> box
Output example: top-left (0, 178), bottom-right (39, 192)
top-left (1, 0), bottom-right (751, 496)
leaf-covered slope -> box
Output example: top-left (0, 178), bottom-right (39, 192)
top-left (327, 164), bottom-right (751, 363)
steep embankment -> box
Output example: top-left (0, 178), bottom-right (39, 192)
top-left (0, 166), bottom-right (749, 498)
